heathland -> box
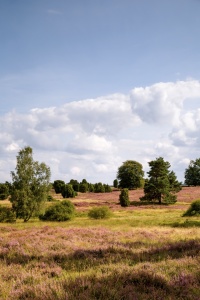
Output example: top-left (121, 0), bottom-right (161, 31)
top-left (0, 187), bottom-right (200, 299)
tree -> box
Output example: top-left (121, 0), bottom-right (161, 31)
top-left (117, 160), bottom-right (144, 189)
top-left (119, 188), bottom-right (130, 207)
top-left (141, 157), bottom-right (181, 204)
top-left (0, 183), bottom-right (9, 200)
top-left (113, 179), bottom-right (118, 188)
top-left (53, 180), bottom-right (65, 194)
top-left (61, 184), bottom-right (76, 198)
top-left (10, 146), bottom-right (51, 222)
top-left (184, 158), bottom-right (200, 186)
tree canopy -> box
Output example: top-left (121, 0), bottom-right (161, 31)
top-left (117, 160), bottom-right (144, 189)
top-left (141, 157), bottom-right (181, 204)
top-left (184, 158), bottom-right (200, 186)
top-left (10, 146), bottom-right (51, 222)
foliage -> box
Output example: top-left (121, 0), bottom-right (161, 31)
top-left (88, 206), bottom-right (112, 219)
top-left (0, 206), bottom-right (16, 222)
top-left (104, 184), bottom-right (112, 192)
top-left (119, 188), bottom-right (130, 207)
top-left (184, 158), bottom-right (200, 186)
top-left (117, 160), bottom-right (144, 189)
top-left (183, 199), bottom-right (200, 216)
top-left (141, 157), bottom-right (181, 204)
top-left (113, 179), bottom-right (118, 188)
top-left (61, 184), bottom-right (76, 198)
top-left (39, 200), bottom-right (75, 221)
top-left (0, 183), bottom-right (10, 200)
top-left (79, 183), bottom-right (88, 193)
top-left (10, 146), bottom-right (51, 222)
top-left (69, 179), bottom-right (79, 192)
top-left (53, 180), bottom-right (65, 194)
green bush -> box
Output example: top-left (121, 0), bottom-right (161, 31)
top-left (183, 199), bottom-right (200, 216)
top-left (61, 184), bottom-right (76, 198)
top-left (88, 206), bottom-right (112, 219)
top-left (0, 206), bottom-right (16, 223)
top-left (39, 200), bottom-right (75, 221)
top-left (119, 188), bottom-right (130, 207)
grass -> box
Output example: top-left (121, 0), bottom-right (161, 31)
top-left (0, 188), bottom-right (200, 299)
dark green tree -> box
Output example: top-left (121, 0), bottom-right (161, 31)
top-left (10, 146), bottom-right (51, 222)
top-left (69, 179), bottom-right (79, 192)
top-left (141, 157), bottom-right (181, 204)
top-left (113, 179), bottom-right (118, 188)
top-left (53, 180), bottom-right (65, 194)
top-left (0, 183), bottom-right (9, 200)
top-left (61, 184), bottom-right (76, 198)
top-left (117, 160), bottom-right (144, 189)
top-left (184, 158), bottom-right (200, 186)
top-left (119, 188), bottom-right (130, 207)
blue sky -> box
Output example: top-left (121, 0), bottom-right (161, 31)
top-left (0, 0), bottom-right (200, 184)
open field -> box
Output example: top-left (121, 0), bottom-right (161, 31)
top-left (0, 187), bottom-right (200, 299)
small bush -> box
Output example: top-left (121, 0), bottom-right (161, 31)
top-left (39, 200), bottom-right (75, 221)
top-left (88, 206), bottom-right (112, 219)
top-left (183, 199), bottom-right (200, 216)
top-left (0, 206), bottom-right (16, 222)
top-left (119, 188), bottom-right (130, 207)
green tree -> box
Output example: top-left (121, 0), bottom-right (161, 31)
top-left (0, 183), bottom-right (9, 200)
top-left (10, 146), bottom-right (51, 222)
top-left (119, 188), bottom-right (130, 207)
top-left (69, 179), bottom-right (79, 192)
top-left (117, 160), bottom-right (144, 189)
top-left (141, 157), bottom-right (181, 204)
top-left (113, 179), bottom-right (118, 188)
top-left (53, 180), bottom-right (65, 194)
top-left (184, 158), bottom-right (200, 186)
top-left (61, 184), bottom-right (76, 198)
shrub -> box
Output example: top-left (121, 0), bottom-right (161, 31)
top-left (119, 188), bottom-right (130, 207)
top-left (61, 184), bottom-right (76, 198)
top-left (39, 200), bottom-right (75, 221)
top-left (183, 199), bottom-right (200, 216)
top-left (0, 206), bottom-right (16, 222)
top-left (88, 206), bottom-right (112, 219)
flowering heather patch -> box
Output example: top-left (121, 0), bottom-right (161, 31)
top-left (0, 224), bottom-right (200, 299)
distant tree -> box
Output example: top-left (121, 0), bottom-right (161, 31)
top-left (119, 188), bottom-right (130, 207)
top-left (61, 184), bottom-right (76, 198)
top-left (53, 180), bottom-right (65, 194)
top-left (10, 146), bottom-right (51, 222)
top-left (94, 182), bottom-right (105, 193)
top-left (104, 184), bottom-right (112, 192)
top-left (141, 157), bottom-right (181, 204)
top-left (69, 179), bottom-right (79, 192)
top-left (88, 183), bottom-right (94, 192)
top-left (0, 183), bottom-right (9, 200)
top-left (113, 179), bottom-right (118, 188)
top-left (79, 183), bottom-right (88, 193)
top-left (184, 158), bottom-right (200, 186)
top-left (117, 160), bottom-right (144, 189)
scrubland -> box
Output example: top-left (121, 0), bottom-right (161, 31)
top-left (0, 187), bottom-right (200, 299)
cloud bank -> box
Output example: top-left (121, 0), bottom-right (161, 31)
top-left (0, 80), bottom-right (200, 184)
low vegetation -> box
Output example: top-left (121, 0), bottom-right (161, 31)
top-left (183, 199), bottom-right (200, 217)
top-left (88, 206), bottom-right (112, 219)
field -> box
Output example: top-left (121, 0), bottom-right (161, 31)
top-left (0, 187), bottom-right (200, 299)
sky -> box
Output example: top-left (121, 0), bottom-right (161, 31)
top-left (0, 0), bottom-right (200, 185)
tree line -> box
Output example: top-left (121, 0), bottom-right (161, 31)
top-left (0, 146), bottom-right (200, 222)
